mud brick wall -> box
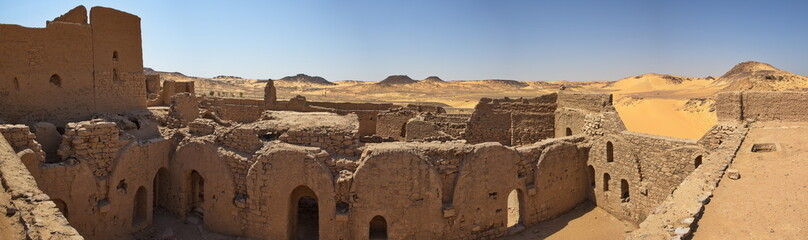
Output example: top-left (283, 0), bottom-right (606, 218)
top-left (205, 98), bottom-right (263, 123)
top-left (423, 114), bottom-right (469, 138)
top-left (279, 130), bottom-right (360, 156)
top-left (465, 94), bottom-right (557, 146)
top-left (58, 120), bottom-right (122, 178)
top-left (376, 110), bottom-right (416, 140)
top-left (222, 126), bottom-right (263, 153)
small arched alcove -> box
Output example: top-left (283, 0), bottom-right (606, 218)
top-left (603, 173), bottom-right (611, 191)
top-left (113, 51), bottom-right (119, 61)
top-left (606, 141), bottom-right (614, 162)
top-left (49, 74), bottom-right (61, 87)
top-left (369, 215), bottom-right (388, 240)
top-left (565, 127), bottom-right (573, 136)
top-left (289, 185), bottom-right (319, 240)
top-left (588, 165), bottom-right (595, 187)
top-left (695, 155), bottom-right (703, 169)
top-left (133, 186), bottom-right (147, 225)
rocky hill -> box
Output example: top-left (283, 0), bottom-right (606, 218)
top-left (716, 61), bottom-right (808, 91)
top-left (378, 75), bottom-right (417, 85)
top-left (276, 74), bottom-right (336, 86)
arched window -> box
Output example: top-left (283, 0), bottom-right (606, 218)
top-left (565, 127), bottom-right (573, 136)
top-left (603, 173), bottom-right (611, 191)
top-left (113, 51), bottom-right (119, 61)
top-left (695, 155), bottom-right (703, 168)
top-left (588, 165), bottom-right (595, 187)
top-left (369, 215), bottom-right (388, 239)
top-left (620, 179), bottom-right (630, 202)
top-left (49, 74), bottom-right (61, 87)
top-left (606, 141), bottom-right (614, 162)
top-left (13, 77), bottom-right (19, 90)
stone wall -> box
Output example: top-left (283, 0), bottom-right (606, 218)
top-left (422, 113), bottom-right (469, 138)
top-left (464, 94), bottom-right (557, 146)
top-left (279, 130), bottom-right (361, 156)
top-left (0, 6), bottom-right (146, 125)
top-left (376, 109), bottom-right (416, 140)
top-left (203, 98), bottom-right (263, 123)
top-left (555, 92), bottom-right (614, 137)
top-left (585, 112), bottom-right (708, 225)
top-left (717, 91), bottom-right (808, 122)
top-left (628, 123), bottom-right (747, 239)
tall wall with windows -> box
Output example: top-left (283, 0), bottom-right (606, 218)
top-left (0, 6), bottom-right (145, 126)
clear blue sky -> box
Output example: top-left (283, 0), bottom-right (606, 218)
top-left (2, 0), bottom-right (807, 81)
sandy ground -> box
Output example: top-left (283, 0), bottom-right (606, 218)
top-left (131, 209), bottom-right (247, 240)
top-left (692, 122), bottom-right (808, 239)
top-left (504, 202), bottom-right (634, 240)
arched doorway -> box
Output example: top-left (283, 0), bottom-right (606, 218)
top-left (565, 127), bottom-right (573, 136)
top-left (133, 186), bottom-right (147, 225)
top-left (289, 185), bottom-right (319, 240)
top-left (694, 155), bottom-right (703, 169)
top-left (507, 189), bottom-right (525, 228)
top-left (188, 170), bottom-right (205, 219)
top-left (153, 168), bottom-right (169, 211)
top-left (52, 199), bottom-right (68, 219)
top-left (369, 215), bottom-right (387, 240)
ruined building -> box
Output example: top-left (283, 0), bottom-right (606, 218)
top-left (0, 5), bottom-right (794, 240)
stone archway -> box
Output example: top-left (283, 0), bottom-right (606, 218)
top-left (153, 167), bottom-right (169, 211)
top-left (188, 170), bottom-right (205, 219)
top-left (369, 215), bottom-right (388, 240)
top-left (506, 189), bottom-right (525, 229)
top-left (289, 185), bottom-right (319, 240)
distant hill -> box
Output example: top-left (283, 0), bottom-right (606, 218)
top-left (378, 75), bottom-right (417, 85)
top-left (276, 74), bottom-right (336, 86)
top-left (716, 61), bottom-right (808, 91)
top-left (422, 76), bottom-right (445, 83)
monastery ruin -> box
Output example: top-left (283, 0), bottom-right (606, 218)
top-left (0, 6), bottom-right (803, 240)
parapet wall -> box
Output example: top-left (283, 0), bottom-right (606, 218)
top-left (717, 91), bottom-right (808, 122)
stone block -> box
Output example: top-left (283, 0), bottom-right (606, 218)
top-left (727, 169), bottom-right (740, 180)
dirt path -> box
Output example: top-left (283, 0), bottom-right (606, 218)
top-left (504, 202), bottom-right (634, 240)
top-left (693, 123), bottom-right (808, 239)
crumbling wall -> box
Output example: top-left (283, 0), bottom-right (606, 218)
top-left (717, 91), bottom-right (808, 122)
top-left (464, 94), bottom-right (557, 146)
top-left (422, 113), bottom-right (469, 138)
top-left (375, 109), bottom-right (416, 140)
top-left (555, 92), bottom-right (615, 137)
top-left (203, 98), bottom-right (262, 123)
top-left (0, 134), bottom-right (83, 239)
top-left (279, 130), bottom-right (360, 156)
